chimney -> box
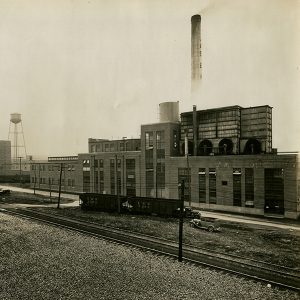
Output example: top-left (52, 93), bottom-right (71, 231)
top-left (191, 14), bottom-right (201, 92)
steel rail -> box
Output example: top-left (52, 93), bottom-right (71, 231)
top-left (1, 208), bottom-right (299, 291)
top-left (13, 208), bottom-right (298, 275)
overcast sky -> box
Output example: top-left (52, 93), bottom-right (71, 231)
top-left (0, 0), bottom-right (299, 157)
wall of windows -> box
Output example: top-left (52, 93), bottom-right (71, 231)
top-left (208, 168), bottom-right (216, 204)
top-left (83, 159), bottom-right (90, 192)
top-left (198, 168), bottom-right (206, 203)
top-left (126, 159), bottom-right (136, 196)
top-left (145, 132), bottom-right (154, 196)
top-left (233, 168), bottom-right (242, 206)
top-left (146, 170), bottom-right (154, 197)
top-left (245, 168), bottom-right (254, 207)
top-left (156, 131), bottom-right (165, 159)
top-left (265, 168), bottom-right (284, 214)
top-left (110, 159), bottom-right (115, 194)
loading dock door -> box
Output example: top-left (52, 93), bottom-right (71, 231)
top-left (264, 168), bottom-right (284, 215)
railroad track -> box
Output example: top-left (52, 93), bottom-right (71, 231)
top-left (1, 207), bottom-right (299, 291)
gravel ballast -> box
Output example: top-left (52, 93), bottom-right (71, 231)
top-left (0, 213), bottom-right (299, 300)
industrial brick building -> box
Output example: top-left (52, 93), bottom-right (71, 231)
top-left (29, 12), bottom-right (299, 219)
top-left (0, 140), bottom-right (11, 172)
top-left (30, 102), bottom-right (300, 219)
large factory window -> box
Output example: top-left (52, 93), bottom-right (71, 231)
top-left (264, 169), bottom-right (284, 214)
top-left (209, 168), bottom-right (216, 204)
top-left (145, 131), bottom-right (154, 170)
top-left (145, 149), bottom-right (153, 169)
top-left (233, 168), bottom-right (242, 206)
top-left (99, 159), bottom-right (104, 168)
top-left (245, 168), bottom-right (254, 207)
top-left (110, 159), bottom-right (115, 194)
top-left (94, 171), bottom-right (98, 193)
top-left (156, 131), bottom-right (165, 159)
top-left (83, 171), bottom-right (90, 192)
top-left (94, 159), bottom-right (98, 168)
top-left (126, 159), bottom-right (136, 196)
top-left (156, 162), bottom-right (165, 198)
top-left (99, 170), bottom-right (104, 193)
top-left (117, 170), bottom-right (121, 195)
top-left (146, 170), bottom-right (154, 197)
top-left (120, 142), bottom-right (124, 151)
top-left (145, 132), bottom-right (154, 149)
top-left (198, 168), bottom-right (206, 203)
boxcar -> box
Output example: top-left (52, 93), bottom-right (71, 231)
top-left (79, 193), bottom-right (180, 217)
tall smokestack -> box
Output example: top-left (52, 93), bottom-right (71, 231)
top-left (191, 15), bottom-right (201, 93)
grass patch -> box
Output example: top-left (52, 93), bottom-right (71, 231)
top-left (0, 191), bottom-right (73, 205)
top-left (33, 206), bottom-right (300, 270)
top-left (2, 191), bottom-right (299, 270)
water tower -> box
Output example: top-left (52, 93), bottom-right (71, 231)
top-left (8, 113), bottom-right (27, 162)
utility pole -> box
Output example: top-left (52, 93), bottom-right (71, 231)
top-left (155, 162), bottom-right (158, 199)
top-left (17, 156), bottom-right (22, 186)
top-left (178, 179), bottom-right (185, 262)
top-left (33, 164), bottom-right (36, 195)
top-left (49, 177), bottom-right (52, 203)
top-left (117, 177), bottom-right (121, 214)
top-left (184, 129), bottom-right (191, 206)
top-left (186, 154), bottom-right (191, 207)
top-left (91, 155), bottom-right (95, 192)
top-left (115, 154), bottom-right (120, 214)
top-left (57, 163), bottom-right (63, 209)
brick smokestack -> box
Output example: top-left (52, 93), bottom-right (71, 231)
top-left (191, 15), bottom-right (201, 93)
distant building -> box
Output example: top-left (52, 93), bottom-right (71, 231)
top-left (30, 156), bottom-right (80, 193)
top-left (30, 102), bottom-right (300, 219)
top-left (0, 140), bottom-right (11, 172)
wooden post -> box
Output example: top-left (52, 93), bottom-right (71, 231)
top-left (33, 166), bottom-right (36, 195)
top-left (57, 163), bottom-right (63, 209)
top-left (178, 180), bottom-right (184, 262)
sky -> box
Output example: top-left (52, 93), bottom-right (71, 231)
top-left (0, 0), bottom-right (299, 157)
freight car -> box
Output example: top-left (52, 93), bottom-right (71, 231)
top-left (79, 193), bottom-right (180, 217)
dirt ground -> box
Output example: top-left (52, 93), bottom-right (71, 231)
top-left (2, 213), bottom-right (298, 300)
top-left (1, 191), bottom-right (299, 270)
top-left (34, 206), bottom-right (300, 270)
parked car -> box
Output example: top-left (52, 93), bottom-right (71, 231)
top-left (189, 216), bottom-right (220, 232)
top-left (174, 207), bottom-right (201, 219)
top-left (0, 188), bottom-right (10, 195)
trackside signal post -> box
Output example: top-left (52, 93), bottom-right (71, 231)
top-left (178, 180), bottom-right (185, 262)
top-left (57, 163), bottom-right (63, 209)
